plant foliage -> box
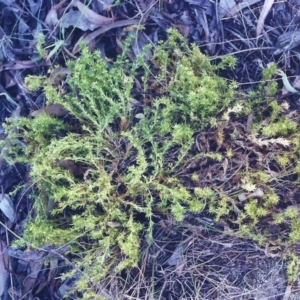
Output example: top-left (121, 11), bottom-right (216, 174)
top-left (4, 29), bottom-right (300, 297)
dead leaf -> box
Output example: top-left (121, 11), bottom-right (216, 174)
top-left (45, 0), bottom-right (68, 28)
top-left (222, 158), bottom-right (228, 176)
top-left (27, 0), bottom-right (42, 15)
top-left (49, 67), bottom-right (71, 86)
top-left (45, 8), bottom-right (59, 27)
top-left (21, 260), bottom-right (43, 297)
top-left (48, 259), bottom-right (58, 287)
top-left (291, 75), bottom-right (300, 92)
top-left (238, 193), bottom-right (247, 202)
top-left (158, 220), bottom-right (168, 230)
top-left (0, 0), bottom-right (19, 7)
top-left (107, 221), bottom-right (122, 228)
top-left (72, 19), bottom-right (140, 54)
top-left (246, 113), bottom-right (253, 133)
top-left (59, 274), bottom-right (80, 298)
top-left (168, 237), bottom-right (193, 267)
top-left (35, 259), bottom-right (58, 294)
top-left (129, 30), bottom-right (151, 60)
top-left (218, 0), bottom-right (236, 17)
top-left (0, 193), bottom-right (15, 222)
top-left (248, 134), bottom-right (290, 147)
top-left (274, 30), bottom-right (300, 54)
top-left (173, 23), bottom-right (190, 38)
top-left (222, 0), bottom-right (261, 18)
top-left (61, 10), bottom-right (103, 31)
top-left (265, 169), bottom-right (279, 177)
top-left (75, 0), bottom-right (114, 26)
top-left (256, 0), bottom-right (275, 37)
top-left (271, 137), bottom-right (290, 147)
top-left (134, 113), bottom-right (144, 119)
top-left (247, 188), bottom-right (264, 199)
top-left (17, 18), bottom-right (31, 48)
top-left (31, 104), bottom-right (69, 117)
top-left (56, 160), bottom-right (85, 177)
top-left (4, 71), bottom-right (16, 89)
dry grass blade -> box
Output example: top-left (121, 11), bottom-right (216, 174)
top-left (256, 0), bottom-right (274, 36)
top-left (283, 285), bottom-right (292, 300)
top-left (0, 241), bottom-right (9, 297)
top-left (0, 193), bottom-right (15, 222)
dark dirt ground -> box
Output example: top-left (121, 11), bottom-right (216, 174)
top-left (1, 0), bottom-right (300, 299)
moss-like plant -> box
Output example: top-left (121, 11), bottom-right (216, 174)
top-left (2, 29), bottom-right (240, 297)
top-left (4, 28), bottom-right (300, 297)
